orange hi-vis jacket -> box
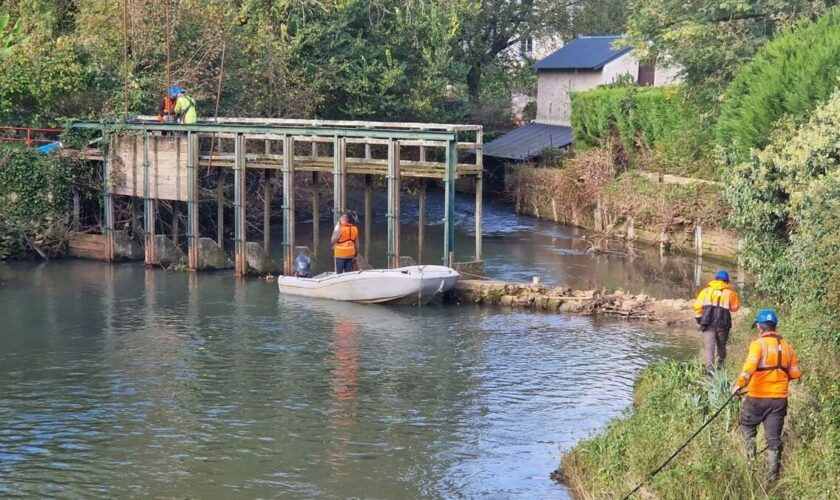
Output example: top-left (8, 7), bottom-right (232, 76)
top-left (735, 332), bottom-right (802, 398)
top-left (333, 223), bottom-right (358, 258)
top-left (693, 280), bottom-right (740, 330)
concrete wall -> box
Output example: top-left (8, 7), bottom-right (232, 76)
top-left (536, 53), bottom-right (639, 125)
top-left (654, 64), bottom-right (682, 86)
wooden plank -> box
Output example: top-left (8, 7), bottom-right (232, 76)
top-left (68, 247), bottom-right (108, 260)
top-left (68, 239), bottom-right (107, 252)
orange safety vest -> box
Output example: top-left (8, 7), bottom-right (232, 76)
top-left (735, 332), bottom-right (802, 398)
top-left (158, 96), bottom-right (175, 122)
top-left (334, 223), bottom-right (358, 258)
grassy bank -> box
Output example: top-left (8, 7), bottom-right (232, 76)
top-left (558, 310), bottom-right (840, 499)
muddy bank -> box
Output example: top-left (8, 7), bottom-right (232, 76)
top-left (446, 279), bottom-right (740, 328)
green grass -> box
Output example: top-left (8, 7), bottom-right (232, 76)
top-left (559, 313), bottom-right (840, 499)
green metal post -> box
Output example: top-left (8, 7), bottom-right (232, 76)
top-left (443, 136), bottom-right (457, 266)
top-left (103, 134), bottom-right (114, 261)
top-left (333, 136), bottom-right (346, 224)
top-left (282, 135), bottom-right (295, 275)
top-left (187, 132), bottom-right (199, 270)
top-left (234, 133), bottom-right (247, 276)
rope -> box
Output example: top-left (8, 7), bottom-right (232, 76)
top-left (621, 392), bottom-right (738, 500)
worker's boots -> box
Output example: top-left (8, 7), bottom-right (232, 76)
top-left (745, 437), bottom-right (756, 461)
top-left (767, 449), bottom-right (782, 482)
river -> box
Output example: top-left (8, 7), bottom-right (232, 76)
top-left (0, 200), bottom-right (713, 498)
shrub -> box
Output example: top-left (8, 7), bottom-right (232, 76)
top-left (716, 7), bottom-right (840, 164)
top-left (571, 86), bottom-right (715, 178)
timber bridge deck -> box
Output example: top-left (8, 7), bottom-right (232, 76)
top-left (73, 117), bottom-right (484, 276)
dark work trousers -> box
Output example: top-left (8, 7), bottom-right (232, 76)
top-left (335, 257), bottom-right (355, 274)
top-left (702, 328), bottom-right (729, 371)
top-left (741, 397), bottom-right (788, 451)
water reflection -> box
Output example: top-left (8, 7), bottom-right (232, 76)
top-left (0, 256), bottom-right (702, 498)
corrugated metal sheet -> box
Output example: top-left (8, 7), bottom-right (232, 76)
top-left (483, 122), bottom-right (573, 161)
top-left (533, 35), bottom-right (631, 71)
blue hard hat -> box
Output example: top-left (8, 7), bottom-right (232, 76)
top-left (168, 86), bottom-right (184, 98)
top-left (755, 309), bottom-right (779, 326)
top-left (714, 270), bottom-right (730, 281)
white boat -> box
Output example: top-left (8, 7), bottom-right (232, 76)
top-left (276, 265), bottom-right (460, 305)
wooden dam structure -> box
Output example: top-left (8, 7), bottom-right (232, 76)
top-left (73, 118), bottom-right (484, 276)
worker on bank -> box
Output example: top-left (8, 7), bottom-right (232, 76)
top-left (331, 211), bottom-right (359, 274)
top-left (693, 269), bottom-right (740, 374)
top-left (169, 86), bottom-right (197, 125)
top-left (731, 309), bottom-right (802, 481)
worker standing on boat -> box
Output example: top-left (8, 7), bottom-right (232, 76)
top-left (170, 86), bottom-right (197, 124)
top-left (693, 269), bottom-right (740, 374)
top-left (731, 309), bottom-right (801, 481)
top-left (331, 212), bottom-right (359, 274)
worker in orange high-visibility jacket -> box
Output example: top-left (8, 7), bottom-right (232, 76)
top-left (693, 269), bottom-right (740, 374)
top-left (731, 309), bottom-right (802, 482)
top-left (331, 211), bottom-right (359, 274)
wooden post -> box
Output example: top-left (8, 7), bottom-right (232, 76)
top-left (234, 133), bottom-right (247, 276)
top-left (418, 178), bottom-right (426, 264)
top-left (187, 132), bottom-right (200, 270)
top-left (263, 169), bottom-right (272, 252)
top-left (475, 174), bottom-right (482, 262)
top-left (443, 135), bottom-right (457, 266)
top-left (103, 136), bottom-right (115, 261)
top-left (364, 174), bottom-right (372, 257)
top-left (282, 135), bottom-right (296, 275)
top-left (386, 139), bottom-right (401, 268)
top-left (216, 168), bottom-right (224, 246)
top-left (695, 224), bottom-right (703, 257)
top-left (333, 136), bottom-right (346, 224)
top-left (312, 171), bottom-right (320, 257)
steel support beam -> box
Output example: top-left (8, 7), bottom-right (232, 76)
top-left (443, 136), bottom-right (457, 266)
top-left (333, 136), bottom-right (346, 224)
top-left (234, 133), bottom-right (247, 276)
top-left (386, 139), bottom-right (401, 269)
top-left (187, 132), bottom-right (200, 270)
top-left (282, 135), bottom-right (295, 275)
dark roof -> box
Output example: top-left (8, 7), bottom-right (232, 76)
top-left (533, 35), bottom-right (631, 71)
top-left (483, 122), bottom-right (572, 161)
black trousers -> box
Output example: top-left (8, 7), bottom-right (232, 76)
top-left (335, 257), bottom-right (355, 274)
top-left (740, 397), bottom-right (788, 451)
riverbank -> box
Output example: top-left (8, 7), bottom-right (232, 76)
top-left (446, 279), bottom-right (718, 328)
top-left (555, 309), bottom-right (840, 499)
top-left (506, 165), bottom-right (741, 262)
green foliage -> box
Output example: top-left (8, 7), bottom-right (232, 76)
top-left (0, 10), bottom-right (21, 59)
top-left (724, 90), bottom-right (840, 299)
top-left (561, 315), bottom-right (840, 498)
top-left (0, 146), bottom-right (79, 258)
top-left (570, 86), bottom-right (715, 177)
top-left (716, 7), bottom-right (840, 164)
top-left (623, 0), bottom-right (826, 105)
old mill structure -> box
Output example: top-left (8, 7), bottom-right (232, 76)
top-left (73, 117), bottom-right (484, 276)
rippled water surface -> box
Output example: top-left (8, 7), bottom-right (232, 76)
top-left (0, 261), bottom-right (700, 498)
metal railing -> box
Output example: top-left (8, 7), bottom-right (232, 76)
top-left (0, 126), bottom-right (62, 147)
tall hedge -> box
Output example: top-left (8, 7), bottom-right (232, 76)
top-left (571, 86), bottom-right (688, 150)
top-left (716, 7), bottom-right (840, 164)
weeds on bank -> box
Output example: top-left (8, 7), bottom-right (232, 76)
top-left (559, 315), bottom-right (840, 499)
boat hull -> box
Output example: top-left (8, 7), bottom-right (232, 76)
top-left (277, 266), bottom-right (460, 305)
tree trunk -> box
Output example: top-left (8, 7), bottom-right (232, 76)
top-left (467, 63), bottom-right (482, 104)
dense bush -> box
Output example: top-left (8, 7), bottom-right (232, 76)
top-left (0, 146), bottom-right (79, 258)
top-left (725, 90), bottom-right (840, 299)
top-left (716, 7), bottom-right (840, 164)
top-left (570, 86), bottom-right (715, 178)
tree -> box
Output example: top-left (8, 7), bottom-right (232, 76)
top-left (0, 11), bottom-right (21, 59)
top-left (623, 0), bottom-right (829, 104)
top-left (455, 0), bottom-right (574, 103)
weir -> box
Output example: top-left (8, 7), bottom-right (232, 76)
top-left (73, 118), bottom-right (484, 276)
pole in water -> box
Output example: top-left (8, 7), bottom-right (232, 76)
top-left (621, 392), bottom-right (737, 500)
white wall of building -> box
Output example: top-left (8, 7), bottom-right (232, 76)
top-left (535, 52), bottom-right (638, 125)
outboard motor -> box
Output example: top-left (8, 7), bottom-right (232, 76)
top-left (293, 253), bottom-right (312, 277)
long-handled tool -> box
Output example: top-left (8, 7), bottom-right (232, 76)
top-left (621, 392), bottom-right (738, 499)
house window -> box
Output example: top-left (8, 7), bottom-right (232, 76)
top-left (521, 37), bottom-right (534, 55)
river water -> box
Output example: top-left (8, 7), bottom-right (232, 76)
top-left (0, 200), bottom-right (713, 498)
